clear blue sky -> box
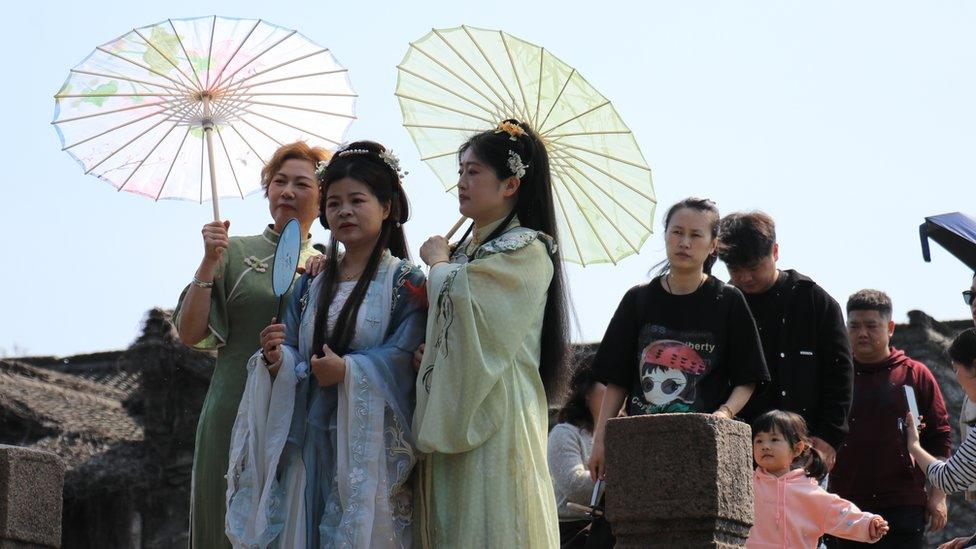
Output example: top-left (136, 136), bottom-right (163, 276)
top-left (2, 0), bottom-right (974, 357)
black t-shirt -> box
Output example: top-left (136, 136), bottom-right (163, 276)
top-left (592, 275), bottom-right (769, 416)
top-left (743, 270), bottom-right (788, 371)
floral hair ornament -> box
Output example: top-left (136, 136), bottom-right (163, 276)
top-left (314, 159), bottom-right (329, 180)
top-left (508, 150), bottom-right (528, 179)
top-left (495, 120), bottom-right (526, 141)
top-left (314, 141), bottom-right (350, 181)
top-left (378, 149), bottom-right (408, 181)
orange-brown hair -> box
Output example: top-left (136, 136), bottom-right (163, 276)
top-left (260, 141), bottom-right (332, 197)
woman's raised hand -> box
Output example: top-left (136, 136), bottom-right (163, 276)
top-left (305, 254), bottom-right (328, 276)
top-left (202, 220), bottom-right (231, 264)
top-left (260, 318), bottom-right (286, 369)
top-left (420, 236), bottom-right (450, 267)
top-left (905, 412), bottom-right (924, 449)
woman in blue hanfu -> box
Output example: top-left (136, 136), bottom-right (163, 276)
top-left (224, 141), bottom-right (427, 549)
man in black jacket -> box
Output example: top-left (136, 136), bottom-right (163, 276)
top-left (718, 211), bottom-right (853, 468)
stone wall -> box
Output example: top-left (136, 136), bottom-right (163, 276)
top-left (0, 445), bottom-right (64, 548)
top-left (604, 414), bottom-right (754, 548)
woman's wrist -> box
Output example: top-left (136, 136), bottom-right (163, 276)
top-left (196, 258), bottom-right (219, 279)
top-left (427, 256), bottom-right (450, 267)
top-left (192, 275), bottom-right (214, 289)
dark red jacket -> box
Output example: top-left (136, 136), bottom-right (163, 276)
top-left (829, 348), bottom-right (952, 509)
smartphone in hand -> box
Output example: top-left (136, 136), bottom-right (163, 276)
top-left (904, 385), bottom-right (920, 425)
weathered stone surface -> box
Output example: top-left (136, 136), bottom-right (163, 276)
top-left (604, 413), bottom-right (754, 548)
top-left (0, 445), bottom-right (64, 548)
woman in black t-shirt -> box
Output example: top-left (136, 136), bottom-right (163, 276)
top-left (587, 197), bottom-right (769, 481)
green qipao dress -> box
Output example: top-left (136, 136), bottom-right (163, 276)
top-left (173, 225), bottom-right (318, 548)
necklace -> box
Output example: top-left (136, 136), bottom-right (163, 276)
top-left (664, 273), bottom-right (706, 295)
top-left (340, 260), bottom-right (363, 281)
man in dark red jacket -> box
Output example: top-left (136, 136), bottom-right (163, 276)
top-left (828, 289), bottom-right (952, 549)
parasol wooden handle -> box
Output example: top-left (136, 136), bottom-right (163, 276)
top-left (445, 216), bottom-right (467, 240)
top-left (202, 95), bottom-right (221, 222)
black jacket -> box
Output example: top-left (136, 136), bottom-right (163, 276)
top-left (737, 270), bottom-right (853, 448)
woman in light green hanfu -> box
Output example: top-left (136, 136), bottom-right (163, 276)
top-left (414, 120), bottom-right (569, 548)
top-left (174, 142), bottom-right (329, 548)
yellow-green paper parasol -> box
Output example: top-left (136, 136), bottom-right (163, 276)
top-left (396, 25), bottom-right (655, 265)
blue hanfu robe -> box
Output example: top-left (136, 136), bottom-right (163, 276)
top-left (226, 253), bottom-right (426, 549)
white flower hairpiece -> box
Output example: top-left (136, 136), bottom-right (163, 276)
top-left (315, 159), bottom-right (329, 180)
top-left (508, 150), bottom-right (528, 179)
top-left (378, 149), bottom-right (408, 180)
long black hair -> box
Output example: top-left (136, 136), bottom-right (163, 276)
top-left (653, 197), bottom-right (721, 277)
top-left (312, 140), bottom-right (410, 357)
top-left (752, 410), bottom-right (828, 481)
top-left (556, 361), bottom-right (601, 432)
top-left (455, 119), bottom-right (570, 401)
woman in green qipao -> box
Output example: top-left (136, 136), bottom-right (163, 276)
top-left (413, 120), bottom-right (570, 548)
top-left (174, 142), bottom-right (329, 548)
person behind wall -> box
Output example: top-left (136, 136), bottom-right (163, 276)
top-left (412, 119), bottom-right (569, 548)
top-left (905, 328), bottom-right (976, 549)
top-left (941, 274), bottom-right (976, 549)
top-left (747, 410), bottom-right (888, 548)
top-left (960, 273), bottom-right (976, 498)
top-left (827, 289), bottom-right (952, 549)
top-left (587, 197), bottom-right (771, 482)
top-left (717, 211), bottom-right (853, 470)
top-left (547, 361), bottom-right (607, 543)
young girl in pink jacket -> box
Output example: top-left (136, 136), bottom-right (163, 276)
top-left (747, 410), bottom-right (889, 548)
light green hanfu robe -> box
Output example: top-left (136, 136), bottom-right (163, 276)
top-left (173, 225), bottom-right (318, 549)
top-left (414, 218), bottom-right (560, 549)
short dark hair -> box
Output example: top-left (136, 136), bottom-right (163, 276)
top-left (846, 289), bottom-right (893, 319)
top-left (717, 211), bottom-right (776, 267)
top-left (948, 328), bottom-right (976, 369)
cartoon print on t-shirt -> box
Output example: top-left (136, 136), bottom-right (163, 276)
top-left (638, 339), bottom-right (706, 414)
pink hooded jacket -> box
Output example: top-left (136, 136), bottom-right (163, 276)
top-left (747, 468), bottom-right (879, 548)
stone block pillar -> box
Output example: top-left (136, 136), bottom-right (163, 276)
top-left (0, 445), bottom-right (64, 548)
top-left (604, 414), bottom-right (754, 548)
